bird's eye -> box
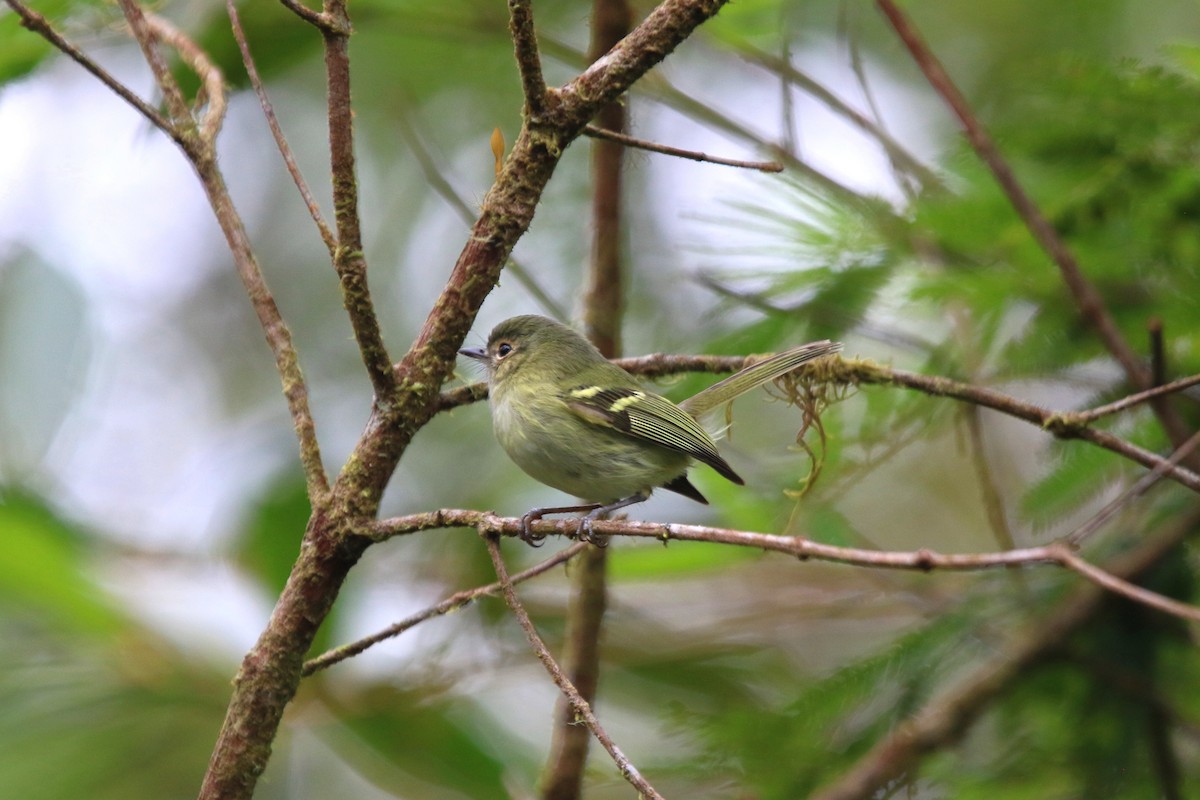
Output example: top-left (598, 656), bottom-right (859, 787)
top-left (496, 342), bottom-right (514, 358)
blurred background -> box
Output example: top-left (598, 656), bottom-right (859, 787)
top-left (2, 0), bottom-right (1200, 797)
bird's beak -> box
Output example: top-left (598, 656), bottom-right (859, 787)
top-left (458, 347), bottom-right (488, 362)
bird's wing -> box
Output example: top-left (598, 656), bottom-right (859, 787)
top-left (565, 386), bottom-right (744, 484)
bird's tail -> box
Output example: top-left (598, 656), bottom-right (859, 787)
top-left (679, 340), bottom-right (843, 418)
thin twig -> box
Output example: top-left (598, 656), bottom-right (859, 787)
top-left (141, 10), bottom-right (226, 144)
top-left (649, 73), bottom-right (881, 210)
top-left (875, 0), bottom-right (1149, 388)
top-left (538, 32), bottom-right (890, 217)
top-left (322, 0), bottom-right (396, 398)
top-left (391, 104), bottom-right (568, 320)
top-left (484, 534), bottom-right (665, 800)
top-left (584, 124), bottom-right (784, 172)
top-left (227, 0), bottom-right (336, 253)
top-left (279, 0), bottom-right (334, 31)
top-left (1, 0), bottom-right (172, 138)
top-left (117, 0), bottom-right (192, 128)
top-left (731, 38), bottom-right (941, 190)
top-left (845, 13), bottom-right (920, 201)
top-left (1053, 545), bottom-right (1200, 621)
top-left (508, 0), bottom-right (549, 116)
top-left (1064, 428), bottom-right (1200, 547)
top-left (302, 541), bottom-right (588, 675)
top-left (963, 405), bottom-right (1017, 551)
top-left (1078, 372), bottom-right (1200, 424)
top-left (779, 36), bottom-right (798, 155)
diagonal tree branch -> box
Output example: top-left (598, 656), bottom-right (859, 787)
top-left (226, 0), bottom-right (336, 253)
top-left (562, 0), bottom-right (726, 130)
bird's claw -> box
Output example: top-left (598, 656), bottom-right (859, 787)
top-left (515, 504), bottom-right (612, 547)
top-left (577, 516), bottom-right (609, 548)
top-left (519, 512), bottom-right (548, 547)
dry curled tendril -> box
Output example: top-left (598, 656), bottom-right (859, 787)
top-left (778, 364), bottom-right (848, 500)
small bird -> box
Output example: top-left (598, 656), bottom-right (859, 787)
top-left (459, 315), bottom-right (841, 545)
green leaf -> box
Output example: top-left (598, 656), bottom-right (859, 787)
top-left (237, 473), bottom-right (311, 596)
top-left (0, 488), bottom-right (125, 636)
top-left (0, 649), bottom-right (228, 799)
top-left (0, 13), bottom-right (54, 83)
top-left (609, 538), bottom-right (759, 581)
top-left (678, 612), bottom-right (978, 798)
top-left (329, 688), bottom-right (515, 797)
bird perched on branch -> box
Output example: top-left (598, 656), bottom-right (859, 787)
top-left (460, 314), bottom-right (841, 545)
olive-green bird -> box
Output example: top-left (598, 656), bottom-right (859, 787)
top-left (460, 315), bottom-right (841, 544)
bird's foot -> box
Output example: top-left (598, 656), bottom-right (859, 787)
top-left (518, 503), bottom-right (604, 547)
top-left (518, 510), bottom-right (548, 547)
top-left (577, 513), bottom-right (609, 548)
top-left (573, 492), bottom-right (651, 547)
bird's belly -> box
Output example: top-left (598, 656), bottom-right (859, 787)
top-left (493, 395), bottom-right (689, 503)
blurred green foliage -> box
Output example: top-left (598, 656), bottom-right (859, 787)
top-left (1, 0), bottom-right (1199, 798)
